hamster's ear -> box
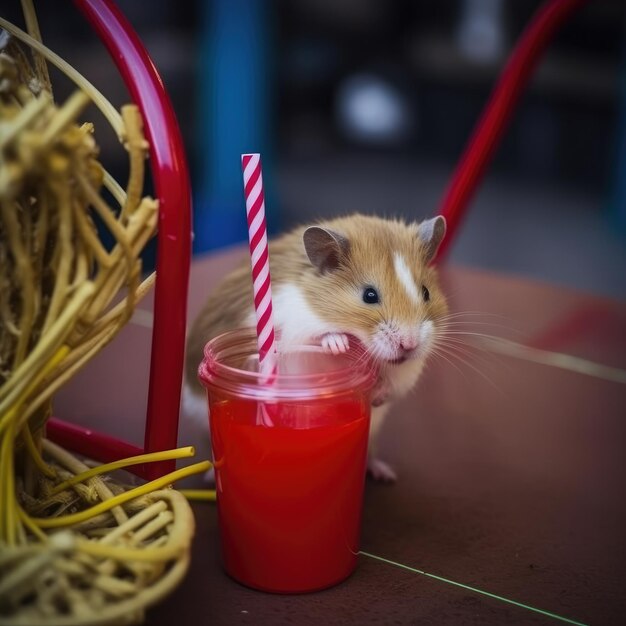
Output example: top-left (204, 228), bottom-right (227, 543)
top-left (417, 216), bottom-right (446, 263)
top-left (303, 226), bottom-right (350, 274)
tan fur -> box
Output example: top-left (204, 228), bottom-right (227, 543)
top-left (295, 215), bottom-right (448, 341)
top-left (186, 214), bottom-right (447, 393)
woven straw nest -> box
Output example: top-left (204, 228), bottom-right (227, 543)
top-left (0, 5), bottom-right (208, 625)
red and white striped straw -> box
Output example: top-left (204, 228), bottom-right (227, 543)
top-left (241, 153), bottom-right (277, 382)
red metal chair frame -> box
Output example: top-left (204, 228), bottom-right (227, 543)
top-left (437, 0), bottom-right (589, 260)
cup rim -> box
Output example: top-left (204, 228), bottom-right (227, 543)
top-left (198, 327), bottom-right (377, 400)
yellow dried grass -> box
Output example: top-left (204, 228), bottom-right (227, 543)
top-left (0, 4), bottom-right (206, 624)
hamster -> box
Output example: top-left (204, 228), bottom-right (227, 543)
top-left (183, 213), bottom-right (448, 482)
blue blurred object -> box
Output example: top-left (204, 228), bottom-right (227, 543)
top-left (193, 0), bottom-right (277, 253)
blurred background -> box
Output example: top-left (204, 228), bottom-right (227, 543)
top-left (5, 0), bottom-right (626, 299)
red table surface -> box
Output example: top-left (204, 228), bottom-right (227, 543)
top-left (54, 247), bottom-right (626, 625)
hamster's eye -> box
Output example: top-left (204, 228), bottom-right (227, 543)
top-left (363, 287), bottom-right (379, 304)
top-left (422, 285), bottom-right (430, 302)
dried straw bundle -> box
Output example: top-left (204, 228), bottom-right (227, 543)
top-left (0, 9), bottom-right (207, 625)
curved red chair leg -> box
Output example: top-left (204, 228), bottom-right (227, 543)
top-left (436, 0), bottom-right (590, 261)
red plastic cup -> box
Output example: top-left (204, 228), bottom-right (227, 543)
top-left (198, 328), bottom-right (376, 593)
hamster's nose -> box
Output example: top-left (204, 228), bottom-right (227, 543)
top-left (400, 338), bottom-right (418, 353)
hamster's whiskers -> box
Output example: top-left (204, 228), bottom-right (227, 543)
top-left (431, 327), bottom-right (502, 391)
top-left (437, 310), bottom-right (523, 337)
top-left (429, 344), bottom-right (500, 391)
top-left (369, 342), bottom-right (389, 365)
top-left (426, 345), bottom-right (467, 380)
top-left (347, 343), bottom-right (378, 370)
top-left (432, 336), bottom-right (484, 359)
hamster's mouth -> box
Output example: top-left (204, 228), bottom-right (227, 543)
top-left (348, 336), bottom-right (414, 366)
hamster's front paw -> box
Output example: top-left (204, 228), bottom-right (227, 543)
top-left (367, 457), bottom-right (398, 483)
top-left (321, 332), bottom-right (350, 355)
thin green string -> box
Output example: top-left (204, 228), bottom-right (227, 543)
top-left (359, 551), bottom-right (588, 626)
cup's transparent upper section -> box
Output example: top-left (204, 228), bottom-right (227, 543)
top-left (198, 328), bottom-right (377, 401)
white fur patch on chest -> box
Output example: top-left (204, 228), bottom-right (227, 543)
top-left (245, 283), bottom-right (333, 347)
top-left (393, 252), bottom-right (419, 303)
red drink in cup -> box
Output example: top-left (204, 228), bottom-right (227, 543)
top-left (199, 328), bottom-right (375, 593)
